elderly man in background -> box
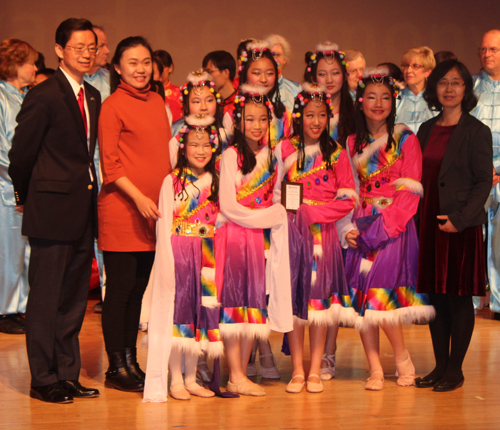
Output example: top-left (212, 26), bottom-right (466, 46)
top-left (472, 29), bottom-right (500, 320)
top-left (84, 25), bottom-right (110, 313)
top-left (344, 49), bottom-right (365, 100)
top-left (264, 34), bottom-right (300, 112)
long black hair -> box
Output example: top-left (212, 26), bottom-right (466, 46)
top-left (110, 36), bottom-right (154, 94)
top-left (292, 88), bottom-right (337, 172)
top-left (174, 123), bottom-right (219, 203)
top-left (353, 74), bottom-right (398, 154)
top-left (239, 46), bottom-right (285, 119)
top-left (231, 90), bottom-right (274, 175)
top-left (304, 50), bottom-right (354, 147)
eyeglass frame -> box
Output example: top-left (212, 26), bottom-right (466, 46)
top-left (478, 47), bottom-right (500, 55)
top-left (400, 63), bottom-right (426, 71)
top-left (436, 79), bottom-right (465, 89)
top-left (65, 45), bottom-right (99, 56)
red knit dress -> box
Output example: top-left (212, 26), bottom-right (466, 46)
top-left (98, 81), bottom-right (172, 252)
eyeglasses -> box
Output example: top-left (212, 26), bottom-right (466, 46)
top-left (437, 80), bottom-right (465, 88)
top-left (65, 45), bottom-right (98, 55)
top-left (478, 47), bottom-right (500, 55)
top-left (401, 63), bottom-right (425, 70)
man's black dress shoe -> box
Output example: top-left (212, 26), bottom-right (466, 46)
top-left (433, 375), bottom-right (465, 392)
top-left (0, 315), bottom-right (25, 334)
top-left (493, 312), bottom-right (500, 321)
top-left (59, 380), bottom-right (100, 398)
top-left (30, 383), bottom-right (73, 404)
top-left (415, 376), bottom-right (439, 388)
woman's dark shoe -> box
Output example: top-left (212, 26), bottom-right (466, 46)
top-left (415, 376), bottom-right (439, 388)
top-left (124, 346), bottom-right (145, 382)
top-left (433, 375), bottom-right (465, 392)
top-left (105, 351), bottom-right (144, 392)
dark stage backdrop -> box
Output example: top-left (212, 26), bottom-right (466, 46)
top-left (1, 0), bottom-right (499, 86)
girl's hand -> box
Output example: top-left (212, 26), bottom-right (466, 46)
top-left (346, 230), bottom-right (359, 249)
top-left (135, 195), bottom-right (162, 220)
top-left (437, 215), bottom-right (457, 233)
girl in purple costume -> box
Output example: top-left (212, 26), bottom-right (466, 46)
top-left (144, 115), bottom-right (222, 402)
top-left (275, 83), bottom-right (357, 394)
top-left (344, 68), bottom-right (434, 391)
top-left (218, 84), bottom-right (292, 396)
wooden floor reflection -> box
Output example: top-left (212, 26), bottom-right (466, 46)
top-left (0, 300), bottom-right (499, 430)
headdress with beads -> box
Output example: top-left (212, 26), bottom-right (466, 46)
top-left (232, 84), bottom-right (274, 119)
top-left (306, 41), bottom-right (347, 72)
top-left (357, 66), bottom-right (400, 101)
top-left (178, 114), bottom-right (218, 152)
top-left (292, 82), bottom-right (333, 118)
top-left (239, 39), bottom-right (281, 74)
top-left (179, 69), bottom-right (221, 105)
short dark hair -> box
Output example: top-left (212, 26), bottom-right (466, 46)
top-left (154, 50), bottom-right (174, 70)
top-left (424, 59), bottom-right (477, 113)
top-left (434, 51), bottom-right (457, 65)
top-left (36, 67), bottom-right (56, 78)
top-left (55, 18), bottom-right (96, 47)
top-left (202, 50), bottom-right (236, 81)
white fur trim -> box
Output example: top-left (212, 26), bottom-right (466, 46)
top-left (355, 305), bottom-right (436, 332)
top-left (203, 340), bottom-right (225, 359)
top-left (363, 66), bottom-right (389, 78)
top-left (360, 258), bottom-right (373, 275)
top-left (185, 114), bottom-right (215, 127)
top-left (311, 270), bottom-right (317, 286)
top-left (201, 267), bottom-right (215, 283)
top-left (316, 41), bottom-right (339, 53)
top-left (331, 305), bottom-right (357, 327)
top-left (308, 309), bottom-right (334, 326)
top-left (172, 172), bottom-right (212, 213)
top-left (201, 296), bottom-right (220, 308)
top-left (282, 142), bottom-right (321, 176)
top-left (301, 82), bottom-right (327, 94)
top-left (336, 188), bottom-right (360, 206)
top-left (235, 145), bottom-right (270, 187)
top-left (219, 323), bottom-right (247, 339)
top-left (239, 84), bottom-right (268, 96)
top-left (247, 40), bottom-right (270, 51)
top-left (313, 244), bottom-right (323, 258)
top-left (171, 337), bottom-right (203, 356)
top-left (187, 69), bottom-right (212, 85)
top-left (352, 124), bottom-right (406, 167)
top-left (247, 322), bottom-right (271, 340)
top-left (392, 178), bottom-right (424, 196)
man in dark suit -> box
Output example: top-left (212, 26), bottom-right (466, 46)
top-left (8, 18), bottom-right (102, 404)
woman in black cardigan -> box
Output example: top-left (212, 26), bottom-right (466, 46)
top-left (415, 59), bottom-right (493, 392)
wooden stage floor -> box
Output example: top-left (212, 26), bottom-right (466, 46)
top-left (1, 299), bottom-right (499, 430)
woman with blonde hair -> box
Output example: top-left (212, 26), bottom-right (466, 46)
top-left (396, 46), bottom-right (437, 134)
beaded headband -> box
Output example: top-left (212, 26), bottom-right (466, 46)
top-left (239, 40), bottom-right (280, 73)
top-left (292, 83), bottom-right (333, 119)
top-left (306, 41), bottom-right (348, 72)
top-left (233, 84), bottom-right (273, 119)
top-left (179, 69), bottom-right (221, 104)
top-left (357, 66), bottom-right (400, 101)
top-left (178, 114), bottom-right (218, 152)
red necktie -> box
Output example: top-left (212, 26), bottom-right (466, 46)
top-left (77, 87), bottom-right (88, 135)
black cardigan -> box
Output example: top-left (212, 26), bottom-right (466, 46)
top-left (417, 112), bottom-right (493, 233)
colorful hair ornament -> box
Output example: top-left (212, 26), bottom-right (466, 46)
top-left (358, 66), bottom-right (400, 98)
top-left (179, 114), bottom-right (219, 149)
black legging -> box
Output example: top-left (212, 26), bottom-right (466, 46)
top-left (427, 293), bottom-right (475, 382)
top-left (102, 251), bottom-right (155, 353)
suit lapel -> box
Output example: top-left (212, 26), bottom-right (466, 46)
top-left (419, 114), bottom-right (441, 154)
top-left (85, 84), bottom-right (97, 156)
top-left (439, 113), bottom-right (468, 179)
top-left (55, 69), bottom-right (88, 148)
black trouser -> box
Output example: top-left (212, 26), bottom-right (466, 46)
top-left (26, 217), bottom-right (94, 386)
top-left (428, 293), bottom-right (475, 381)
top-left (101, 251), bottom-right (155, 353)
